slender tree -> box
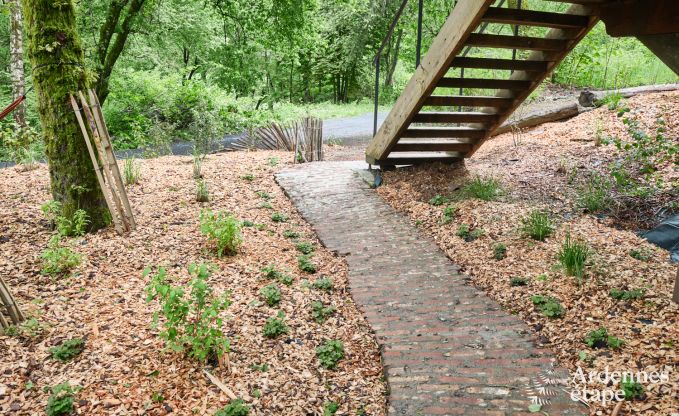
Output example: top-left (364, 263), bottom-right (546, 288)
top-left (8, 0), bottom-right (26, 127)
top-left (22, 0), bottom-right (109, 230)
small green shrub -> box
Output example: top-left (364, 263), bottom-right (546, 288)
top-left (192, 154), bottom-right (202, 179)
top-left (259, 284), bottom-right (282, 307)
top-left (621, 376), bottom-right (644, 400)
top-left (298, 255), bottom-right (317, 274)
top-left (41, 236), bottom-right (82, 276)
top-left (584, 327), bottom-right (624, 349)
top-left (629, 249), bottom-right (651, 261)
top-left (4, 317), bottom-right (45, 339)
top-left (41, 200), bottom-right (62, 222)
top-left (145, 264), bottom-right (231, 361)
top-left (46, 382), bottom-right (77, 416)
top-left (241, 173), bottom-right (255, 181)
top-left (520, 210), bottom-right (554, 241)
top-left (531, 295), bottom-right (565, 318)
top-left (283, 229), bottom-right (300, 239)
top-left (316, 340), bottom-right (345, 370)
top-left (196, 179), bottom-right (210, 202)
top-left (49, 338), bottom-right (85, 362)
top-left (255, 191), bottom-right (271, 200)
top-left (428, 194), bottom-right (449, 206)
top-left (124, 158), bottom-right (141, 185)
top-left (610, 288), bottom-right (644, 301)
top-left (263, 312), bottom-right (288, 338)
top-left (215, 399), bottom-right (250, 416)
top-left (312, 276), bottom-right (333, 292)
top-left (456, 224), bottom-right (484, 242)
top-left (311, 301), bottom-right (336, 323)
top-left (577, 174), bottom-right (611, 213)
top-left (241, 220), bottom-right (254, 228)
top-left (323, 402), bottom-right (339, 416)
top-left (441, 205), bottom-right (458, 224)
top-left (459, 176), bottom-right (502, 201)
top-left (493, 243), bottom-right (507, 260)
top-left (56, 209), bottom-right (90, 237)
top-left (267, 157), bottom-right (279, 167)
top-left (295, 241), bottom-right (314, 255)
top-left (200, 210), bottom-right (242, 256)
top-left (510, 277), bottom-right (528, 287)
top-left (558, 233), bottom-right (591, 281)
top-left (271, 212), bottom-right (289, 223)
top-left (259, 202), bottom-right (273, 210)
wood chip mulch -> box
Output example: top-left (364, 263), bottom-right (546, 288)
top-left (376, 92), bottom-right (678, 416)
top-left (0, 151), bottom-right (387, 415)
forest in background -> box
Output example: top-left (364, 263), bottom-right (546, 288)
top-left (0, 0), bottom-right (677, 160)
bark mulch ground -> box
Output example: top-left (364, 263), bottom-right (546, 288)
top-left (0, 151), bottom-right (386, 415)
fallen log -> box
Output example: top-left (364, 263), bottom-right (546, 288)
top-left (492, 103), bottom-right (580, 136)
top-left (579, 83), bottom-right (679, 107)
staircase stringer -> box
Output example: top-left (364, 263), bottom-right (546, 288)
top-left (365, 0), bottom-right (495, 165)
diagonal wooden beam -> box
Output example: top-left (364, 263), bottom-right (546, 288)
top-left (366, 0), bottom-right (495, 164)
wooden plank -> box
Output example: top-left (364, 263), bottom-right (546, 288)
top-left (365, 0), bottom-right (495, 162)
top-left (393, 139), bottom-right (473, 152)
top-left (451, 57), bottom-right (549, 71)
top-left (424, 96), bottom-right (514, 108)
top-left (600, 0), bottom-right (679, 37)
top-left (482, 7), bottom-right (589, 28)
top-left (413, 112), bottom-right (498, 124)
top-left (401, 127), bottom-right (485, 139)
top-left (0, 277), bottom-right (24, 324)
top-left (368, 151), bottom-right (464, 166)
top-left (437, 77), bottom-right (531, 90)
top-left (465, 33), bottom-right (569, 51)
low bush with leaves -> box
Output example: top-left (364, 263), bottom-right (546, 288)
top-left (124, 158), bottom-right (141, 185)
top-left (323, 402), bottom-right (339, 416)
top-left (441, 205), bottom-right (458, 224)
top-left (510, 277), bottom-right (528, 287)
top-left (520, 210), bottom-right (554, 241)
top-left (46, 382), bottom-right (77, 416)
top-left (629, 249), bottom-right (651, 261)
top-left (53, 208), bottom-right (90, 237)
top-left (261, 265), bottom-right (293, 286)
top-left (493, 243), bottom-right (507, 260)
top-left (316, 340), bottom-right (345, 370)
top-left (41, 236), bottom-right (82, 276)
top-left (584, 327), bottom-right (624, 349)
top-left (312, 276), bottom-right (333, 292)
top-left (610, 288), bottom-right (644, 301)
top-left (241, 173), bottom-right (255, 181)
top-left (49, 338), bottom-right (85, 362)
top-left (311, 301), bottom-right (336, 324)
top-left (456, 224), bottom-right (484, 242)
top-left (428, 194), bottom-right (449, 206)
top-left (271, 212), bottom-right (289, 223)
top-left (200, 210), bottom-right (242, 256)
top-left (259, 284), bottom-right (282, 307)
top-left (558, 233), bottom-right (591, 281)
top-left (145, 264), bottom-right (231, 362)
top-left (459, 176), bottom-right (503, 201)
top-left (577, 174), bottom-right (611, 213)
top-left (531, 295), bottom-right (565, 318)
top-left (5, 317), bottom-right (45, 339)
top-left (215, 399), bottom-right (250, 416)
top-left (298, 255), bottom-right (317, 274)
top-left (263, 312), bottom-right (288, 338)
top-left (196, 179), bottom-right (210, 202)
top-left (295, 241), bottom-right (314, 255)
top-left (283, 229), bottom-right (300, 239)
top-left (621, 376), bottom-right (645, 401)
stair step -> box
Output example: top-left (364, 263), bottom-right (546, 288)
top-left (482, 7), bottom-right (590, 29)
top-left (424, 95), bottom-right (514, 108)
top-left (451, 57), bottom-right (549, 71)
top-left (375, 151), bottom-right (464, 166)
top-left (413, 112), bottom-right (498, 124)
top-left (402, 127), bottom-right (486, 139)
top-left (466, 33), bottom-right (568, 51)
top-left (393, 139), bottom-right (474, 152)
top-left (437, 77), bottom-right (532, 90)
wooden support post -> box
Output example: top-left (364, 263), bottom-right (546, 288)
top-left (0, 277), bottom-right (25, 327)
top-left (673, 267), bottom-right (679, 305)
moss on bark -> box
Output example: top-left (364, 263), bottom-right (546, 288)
top-left (22, 0), bottom-right (109, 230)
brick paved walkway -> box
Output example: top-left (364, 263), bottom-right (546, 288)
top-left (276, 162), bottom-right (584, 416)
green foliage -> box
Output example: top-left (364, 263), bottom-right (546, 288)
top-left (621, 376), bottom-right (644, 400)
top-left (578, 174), bottom-right (612, 213)
top-left (145, 264), bottom-right (231, 361)
top-left (196, 179), bottom-right (210, 202)
top-left (200, 210), bottom-right (242, 256)
top-left (41, 236), bottom-right (82, 276)
top-left (267, 157), bottom-right (279, 167)
top-left (558, 233), bottom-right (591, 281)
top-left (0, 123), bottom-right (43, 165)
top-left (124, 158), bottom-right (141, 185)
top-left (312, 276), bottom-right (333, 292)
top-left (456, 224), bottom-right (484, 242)
top-left (298, 255), bottom-right (317, 274)
top-left (193, 154), bottom-right (203, 179)
top-left (441, 205), bottom-right (458, 224)
top-left (531, 295), bottom-right (565, 318)
top-left (323, 402), bottom-right (339, 416)
top-left (283, 229), bottom-right (300, 239)
top-left (617, 117), bottom-right (678, 176)
top-left (610, 288), bottom-right (644, 301)
top-left (4, 318), bottom-right (45, 339)
top-left (295, 241), bottom-right (314, 255)
top-left (214, 399), bottom-right (250, 416)
top-left (493, 243), bottom-right (507, 260)
top-left (629, 249), bottom-right (651, 261)
top-left (255, 191), bottom-right (271, 200)
top-left (46, 382), bottom-right (76, 416)
top-left (316, 340), bottom-right (344, 370)
top-left (263, 312), bottom-right (288, 338)
top-left (259, 284), bottom-right (282, 307)
top-left (54, 209), bottom-right (90, 237)
top-left (271, 212), bottom-right (289, 223)
top-left (311, 301), bottom-right (336, 324)
top-left (49, 338), bottom-right (85, 362)
top-left (241, 174), bottom-right (255, 181)
top-left (584, 327), bottom-right (624, 349)
top-left (459, 177), bottom-right (502, 201)
top-left (510, 277), bottom-right (528, 287)
top-left (428, 194), bottom-right (449, 206)
top-left (520, 210), bottom-right (554, 241)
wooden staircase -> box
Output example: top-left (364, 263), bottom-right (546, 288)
top-left (366, 0), bottom-right (605, 167)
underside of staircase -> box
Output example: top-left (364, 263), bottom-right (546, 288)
top-left (365, 0), bottom-right (608, 167)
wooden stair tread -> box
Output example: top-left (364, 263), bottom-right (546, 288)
top-left (437, 77), bottom-right (532, 90)
top-left (451, 57), bottom-right (549, 71)
top-left (482, 7), bottom-right (590, 28)
top-left (466, 33), bottom-right (569, 51)
top-left (402, 127), bottom-right (486, 139)
top-left (393, 139), bottom-right (474, 152)
top-left (372, 151), bottom-right (465, 166)
top-left (413, 112), bottom-right (498, 123)
top-left (424, 95), bottom-right (514, 108)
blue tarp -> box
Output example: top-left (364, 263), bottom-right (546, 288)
top-left (642, 214), bottom-right (679, 263)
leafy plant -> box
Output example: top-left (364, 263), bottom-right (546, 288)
top-left (584, 327), bottom-right (624, 349)
top-left (241, 174), bottom-right (255, 181)
top-left (510, 277), bottom-right (528, 287)
top-left (145, 264), bottom-right (231, 362)
top-left (298, 255), bottom-right (317, 274)
top-left (493, 243), bottom-right (507, 260)
top-left (259, 284), bottom-right (282, 307)
top-left (531, 295), bottom-right (565, 318)
top-left (558, 233), bottom-right (591, 281)
top-left (610, 288), bottom-right (644, 301)
top-left (323, 402), bottom-right (339, 416)
top-left (263, 312), bottom-right (288, 338)
top-left (271, 212), bottom-right (289, 223)
top-left (241, 220), bottom-right (254, 228)
top-left (295, 241), bottom-right (314, 255)
top-left (456, 224), bottom-right (484, 242)
top-left (428, 194), bottom-right (449, 206)
top-left (283, 229), bottom-right (300, 239)
top-left (214, 399), bottom-right (250, 416)
top-left (4, 317), bottom-right (45, 339)
top-left (629, 249), bottom-right (651, 261)
top-left (192, 154), bottom-right (202, 179)
top-left (41, 200), bottom-right (62, 222)
top-left (262, 265), bottom-right (293, 285)
top-left (196, 179), bottom-right (210, 202)
top-left (124, 158), bottom-right (141, 185)
top-left (49, 338), bottom-right (85, 362)
top-left (41, 236), bottom-right (82, 276)
top-left (55, 209), bottom-right (90, 237)
top-left (312, 276), bottom-right (333, 292)
top-left (520, 210), bottom-right (554, 241)
top-left (577, 174), bottom-right (611, 213)
top-left (259, 202), bottom-right (273, 210)
top-left (200, 210), bottom-right (242, 256)
top-left (441, 205), bottom-right (458, 224)
top-left (46, 382), bottom-right (77, 416)
top-left (311, 301), bottom-right (336, 323)
top-left (621, 376), bottom-right (644, 400)
top-left (255, 191), bottom-right (271, 200)
top-left (316, 340), bottom-right (345, 370)
top-left (267, 157), bottom-right (279, 167)
top-left (459, 176), bottom-right (502, 201)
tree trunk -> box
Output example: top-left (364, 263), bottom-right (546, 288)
top-left (23, 0), bottom-right (109, 230)
top-left (9, 0), bottom-right (26, 127)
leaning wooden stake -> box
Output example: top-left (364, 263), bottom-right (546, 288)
top-left (0, 277), bottom-right (25, 328)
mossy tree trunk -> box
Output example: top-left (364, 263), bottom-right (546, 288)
top-left (22, 0), bottom-right (109, 230)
